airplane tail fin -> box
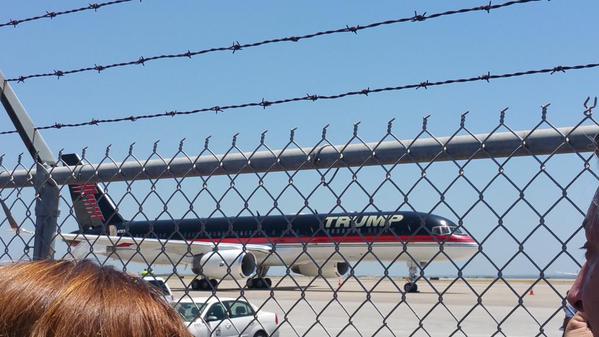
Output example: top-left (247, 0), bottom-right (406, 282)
top-left (60, 154), bottom-right (125, 233)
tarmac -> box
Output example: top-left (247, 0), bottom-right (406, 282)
top-left (169, 276), bottom-right (573, 337)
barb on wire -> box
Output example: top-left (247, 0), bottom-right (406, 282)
top-left (1, 61), bottom-right (598, 136)
top-left (6, 0), bottom-right (543, 83)
top-left (584, 96), bottom-right (598, 116)
top-left (0, 0), bottom-right (137, 29)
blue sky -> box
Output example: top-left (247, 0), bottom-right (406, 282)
top-left (1, 0), bottom-right (598, 277)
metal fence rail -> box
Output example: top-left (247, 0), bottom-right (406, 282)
top-left (1, 108), bottom-right (597, 337)
top-left (1, 125), bottom-right (597, 187)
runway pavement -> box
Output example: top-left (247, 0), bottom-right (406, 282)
top-left (169, 276), bottom-right (573, 337)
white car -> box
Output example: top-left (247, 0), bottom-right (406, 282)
top-left (173, 297), bottom-right (279, 337)
top-left (143, 276), bottom-right (174, 302)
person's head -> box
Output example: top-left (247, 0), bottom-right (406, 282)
top-left (568, 188), bottom-right (599, 336)
top-left (0, 259), bottom-right (191, 337)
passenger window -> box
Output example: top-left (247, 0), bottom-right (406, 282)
top-left (205, 303), bottom-right (228, 321)
top-left (225, 301), bottom-right (254, 318)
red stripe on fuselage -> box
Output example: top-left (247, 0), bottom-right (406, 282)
top-left (191, 235), bottom-right (476, 245)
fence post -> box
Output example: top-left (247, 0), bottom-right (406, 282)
top-left (32, 162), bottom-right (60, 259)
top-left (1, 70), bottom-right (59, 260)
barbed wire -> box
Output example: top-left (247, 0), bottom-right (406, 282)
top-left (0, 1), bottom-right (138, 29)
top-left (5, 0), bottom-right (544, 83)
top-left (1, 61), bottom-right (597, 136)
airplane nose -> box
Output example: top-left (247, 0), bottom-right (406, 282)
top-left (445, 234), bottom-right (479, 260)
top-left (450, 233), bottom-right (478, 245)
top-left (467, 236), bottom-right (478, 245)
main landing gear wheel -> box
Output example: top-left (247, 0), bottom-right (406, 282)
top-left (190, 278), bottom-right (218, 291)
top-left (404, 282), bottom-right (418, 293)
top-left (246, 277), bottom-right (272, 289)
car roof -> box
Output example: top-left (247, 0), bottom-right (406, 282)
top-left (175, 297), bottom-right (243, 304)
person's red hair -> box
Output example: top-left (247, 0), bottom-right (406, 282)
top-left (0, 259), bottom-right (191, 337)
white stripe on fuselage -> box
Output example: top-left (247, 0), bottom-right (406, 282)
top-left (81, 240), bottom-right (478, 268)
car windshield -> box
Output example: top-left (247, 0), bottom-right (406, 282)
top-left (174, 302), bottom-right (206, 322)
top-left (146, 280), bottom-right (170, 296)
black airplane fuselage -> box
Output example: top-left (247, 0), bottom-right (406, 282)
top-left (77, 211), bottom-right (472, 245)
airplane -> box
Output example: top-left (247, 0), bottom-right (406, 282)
top-left (2, 153), bottom-right (479, 293)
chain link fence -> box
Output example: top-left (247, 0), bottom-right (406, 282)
top-left (1, 106), bottom-right (598, 337)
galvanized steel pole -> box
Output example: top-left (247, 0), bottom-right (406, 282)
top-left (1, 71), bottom-right (59, 260)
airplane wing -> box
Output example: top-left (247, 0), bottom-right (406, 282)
top-left (59, 232), bottom-right (273, 261)
top-left (1, 198), bottom-right (30, 235)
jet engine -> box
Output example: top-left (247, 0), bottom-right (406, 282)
top-left (291, 262), bottom-right (350, 278)
top-left (192, 250), bottom-right (256, 280)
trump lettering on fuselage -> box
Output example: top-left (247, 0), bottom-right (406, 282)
top-left (324, 214), bottom-right (404, 228)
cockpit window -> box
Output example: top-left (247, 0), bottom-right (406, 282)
top-left (431, 226), bottom-right (451, 236)
top-left (431, 225), bottom-right (463, 235)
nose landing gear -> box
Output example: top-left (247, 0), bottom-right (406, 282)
top-left (403, 282), bottom-right (418, 293)
top-left (404, 262), bottom-right (420, 293)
